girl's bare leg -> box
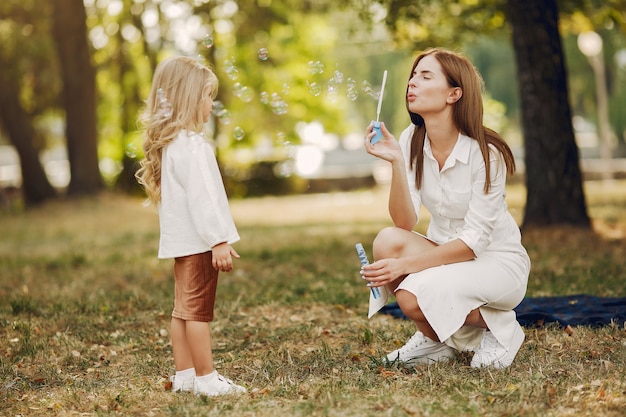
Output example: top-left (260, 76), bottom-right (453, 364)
top-left (184, 321), bottom-right (214, 376)
top-left (171, 317), bottom-right (193, 371)
top-left (171, 318), bottom-right (215, 376)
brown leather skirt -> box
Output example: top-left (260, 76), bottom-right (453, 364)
top-left (172, 251), bottom-right (218, 322)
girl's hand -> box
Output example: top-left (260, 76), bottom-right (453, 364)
top-left (360, 258), bottom-right (405, 287)
top-left (364, 122), bottom-right (402, 163)
top-left (211, 242), bottom-right (240, 272)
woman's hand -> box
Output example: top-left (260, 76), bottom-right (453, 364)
top-left (364, 122), bottom-right (402, 163)
top-left (360, 258), bottom-right (406, 288)
top-left (211, 242), bottom-right (240, 272)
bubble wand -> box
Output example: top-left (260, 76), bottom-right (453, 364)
top-left (371, 70), bottom-right (388, 144)
top-left (355, 243), bottom-right (381, 300)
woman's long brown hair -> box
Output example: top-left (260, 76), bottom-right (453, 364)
top-left (406, 48), bottom-right (515, 193)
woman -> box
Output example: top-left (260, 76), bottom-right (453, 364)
top-left (361, 48), bottom-right (530, 369)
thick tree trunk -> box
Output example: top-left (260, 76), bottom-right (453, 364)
top-left (52, 0), bottom-right (102, 195)
top-left (0, 73), bottom-right (57, 205)
top-left (507, 0), bottom-right (590, 228)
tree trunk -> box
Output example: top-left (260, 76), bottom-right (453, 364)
top-left (0, 73), bottom-right (57, 205)
top-left (507, 0), bottom-right (590, 229)
top-left (52, 0), bottom-right (102, 195)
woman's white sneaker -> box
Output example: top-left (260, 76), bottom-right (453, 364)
top-left (471, 323), bottom-right (525, 369)
top-left (385, 331), bottom-right (455, 366)
top-left (193, 372), bottom-right (247, 397)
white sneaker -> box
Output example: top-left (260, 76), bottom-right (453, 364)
top-left (193, 373), bottom-right (247, 397)
top-left (471, 323), bottom-right (525, 369)
top-left (385, 331), bottom-right (455, 366)
top-left (170, 375), bottom-right (194, 392)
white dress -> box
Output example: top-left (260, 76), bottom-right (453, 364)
top-left (395, 125), bottom-right (530, 352)
top-left (157, 130), bottom-right (239, 259)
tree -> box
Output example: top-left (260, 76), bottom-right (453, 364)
top-left (508, 0), bottom-right (589, 227)
top-left (52, 0), bottom-right (102, 196)
top-left (0, 72), bottom-right (57, 204)
top-left (0, 0), bottom-right (57, 205)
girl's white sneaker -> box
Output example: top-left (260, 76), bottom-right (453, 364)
top-left (170, 375), bottom-right (194, 392)
top-left (193, 372), bottom-right (247, 397)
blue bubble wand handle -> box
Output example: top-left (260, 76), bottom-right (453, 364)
top-left (371, 70), bottom-right (388, 145)
top-left (355, 243), bottom-right (381, 300)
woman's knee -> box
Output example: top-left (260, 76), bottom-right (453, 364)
top-left (373, 227), bottom-right (404, 258)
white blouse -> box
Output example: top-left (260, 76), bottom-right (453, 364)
top-left (157, 130), bottom-right (239, 259)
top-left (399, 124), bottom-right (526, 258)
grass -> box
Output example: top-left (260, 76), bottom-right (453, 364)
top-left (1, 181), bottom-right (625, 416)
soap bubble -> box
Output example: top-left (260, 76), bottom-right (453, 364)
top-left (281, 83), bottom-right (290, 96)
top-left (270, 93), bottom-right (288, 115)
top-left (308, 60), bottom-right (325, 75)
top-left (260, 91), bottom-right (270, 105)
top-left (224, 58), bottom-right (239, 81)
top-left (125, 143), bottom-right (138, 159)
top-left (233, 83), bottom-right (254, 102)
top-left (326, 79), bottom-right (338, 103)
top-left (212, 101), bottom-right (232, 125)
top-left (233, 126), bottom-right (245, 141)
top-left (333, 69), bottom-right (344, 84)
top-left (156, 88), bottom-right (173, 119)
top-left (362, 80), bottom-right (380, 99)
top-left (274, 160), bottom-right (294, 178)
top-left (202, 34), bottom-right (214, 49)
top-left (307, 81), bottom-right (322, 97)
top-left (257, 48), bottom-right (269, 61)
top-left (346, 78), bottom-right (358, 101)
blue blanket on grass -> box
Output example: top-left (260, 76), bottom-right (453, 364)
top-left (379, 294), bottom-right (626, 327)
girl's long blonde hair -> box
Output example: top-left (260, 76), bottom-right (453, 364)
top-left (135, 56), bottom-right (218, 205)
top-left (406, 48), bottom-right (515, 193)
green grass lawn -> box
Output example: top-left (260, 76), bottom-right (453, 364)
top-left (1, 182), bottom-right (625, 416)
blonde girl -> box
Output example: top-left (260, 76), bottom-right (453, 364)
top-left (136, 56), bottom-right (246, 396)
top-left (362, 48), bottom-right (530, 369)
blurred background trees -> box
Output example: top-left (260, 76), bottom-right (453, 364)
top-left (1, 0), bottom-right (625, 228)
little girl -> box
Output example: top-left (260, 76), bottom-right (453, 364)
top-left (136, 56), bottom-right (246, 396)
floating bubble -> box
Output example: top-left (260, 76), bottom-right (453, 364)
top-left (281, 83), bottom-right (290, 96)
top-left (217, 109), bottom-right (232, 125)
top-left (270, 93), bottom-right (288, 115)
top-left (125, 143), bottom-right (138, 159)
top-left (307, 81), bottom-right (322, 97)
top-left (212, 101), bottom-right (232, 124)
top-left (347, 88), bottom-right (358, 101)
top-left (233, 126), bottom-right (245, 141)
top-left (326, 80), bottom-right (338, 103)
top-left (276, 131), bottom-right (287, 143)
top-left (156, 88), bottom-right (173, 119)
top-left (362, 80), bottom-right (380, 99)
top-left (333, 69), bottom-right (344, 84)
top-left (346, 78), bottom-right (356, 88)
top-left (202, 34), bottom-right (214, 49)
top-left (257, 47), bottom-right (269, 61)
top-left (308, 60), bottom-right (325, 75)
top-left (273, 160), bottom-right (294, 178)
top-left (233, 83), bottom-right (254, 102)
top-left (260, 91), bottom-right (270, 105)
top-left (224, 58), bottom-right (239, 81)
